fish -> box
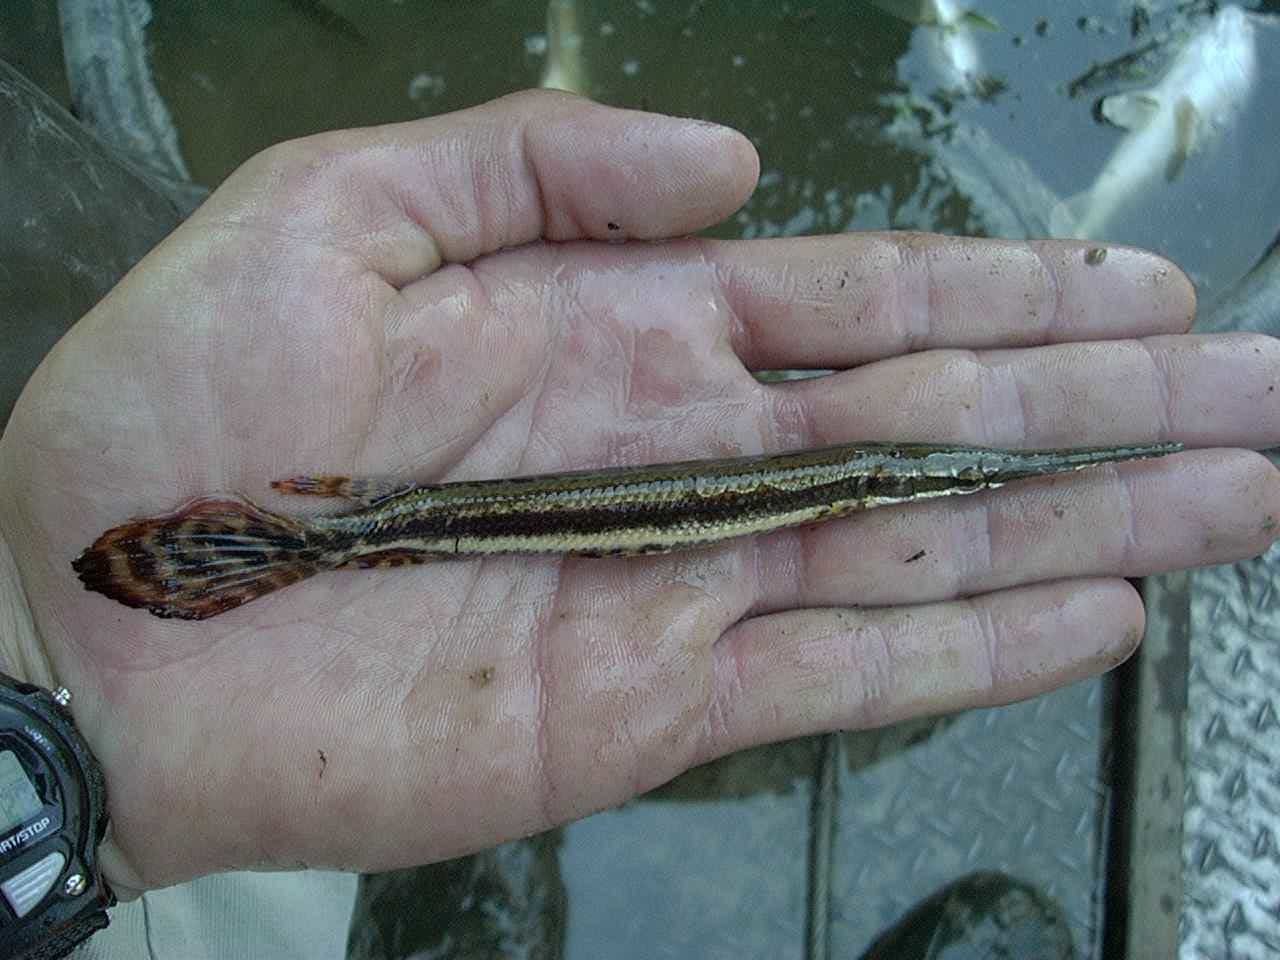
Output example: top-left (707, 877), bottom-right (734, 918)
top-left (1051, 5), bottom-right (1258, 240)
top-left (1198, 232), bottom-right (1280, 336)
top-left (71, 441), bottom-right (1182, 620)
top-left (59, 0), bottom-right (209, 214)
top-left (881, 112), bottom-right (1062, 240)
top-left (872, 0), bottom-right (999, 96)
top-left (540, 0), bottom-right (589, 95)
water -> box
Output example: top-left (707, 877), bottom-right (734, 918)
top-left (134, 0), bottom-right (1280, 301)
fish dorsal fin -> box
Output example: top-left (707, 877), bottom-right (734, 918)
top-left (1165, 96), bottom-right (1201, 181)
top-left (1100, 91), bottom-right (1161, 130)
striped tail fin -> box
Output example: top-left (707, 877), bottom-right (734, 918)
top-left (72, 497), bottom-right (332, 620)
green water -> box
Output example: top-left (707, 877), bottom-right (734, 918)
top-left (130, 0), bottom-right (1280, 299)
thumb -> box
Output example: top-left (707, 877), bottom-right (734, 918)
top-left (194, 89), bottom-right (760, 285)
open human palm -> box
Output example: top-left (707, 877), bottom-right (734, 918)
top-left (1, 91), bottom-right (1277, 897)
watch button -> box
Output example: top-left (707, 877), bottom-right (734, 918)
top-left (2, 851), bottom-right (65, 918)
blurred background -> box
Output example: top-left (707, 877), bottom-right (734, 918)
top-left (3, 1), bottom-right (1279, 957)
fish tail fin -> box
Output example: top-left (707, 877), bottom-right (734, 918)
top-left (72, 496), bottom-right (334, 620)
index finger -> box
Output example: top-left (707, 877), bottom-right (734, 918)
top-left (713, 233), bottom-right (1197, 369)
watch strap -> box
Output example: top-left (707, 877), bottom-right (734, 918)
top-left (21, 906), bottom-right (110, 960)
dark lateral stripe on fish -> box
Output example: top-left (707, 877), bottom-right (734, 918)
top-left (72, 441), bottom-right (1182, 620)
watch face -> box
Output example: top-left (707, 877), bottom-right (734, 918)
top-left (0, 750), bottom-right (42, 835)
top-left (0, 677), bottom-right (113, 958)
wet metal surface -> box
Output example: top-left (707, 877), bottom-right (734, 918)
top-left (348, 833), bottom-right (564, 960)
top-left (804, 734), bottom-right (837, 960)
top-left (557, 739), bottom-right (814, 959)
top-left (1180, 226), bottom-right (1280, 960)
top-left (1183, 542), bottom-right (1280, 958)
top-left (1117, 573), bottom-right (1187, 958)
top-left (828, 680), bottom-right (1112, 957)
top-left (858, 870), bottom-right (1074, 959)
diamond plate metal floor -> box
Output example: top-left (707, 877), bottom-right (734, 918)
top-left (1183, 542), bottom-right (1280, 959)
top-left (829, 680), bottom-right (1110, 956)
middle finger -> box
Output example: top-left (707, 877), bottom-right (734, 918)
top-left (749, 447), bottom-right (1277, 612)
top-left (774, 332), bottom-right (1279, 451)
top-left (746, 331), bottom-right (1280, 610)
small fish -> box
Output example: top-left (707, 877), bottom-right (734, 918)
top-left (60, 0), bottom-right (209, 213)
top-left (1199, 232), bottom-right (1280, 335)
top-left (873, 0), bottom-right (999, 95)
top-left (1052, 5), bottom-right (1258, 239)
top-left (883, 115), bottom-right (1063, 240)
top-left (72, 441), bottom-right (1181, 620)
top-left (540, 0), bottom-right (588, 95)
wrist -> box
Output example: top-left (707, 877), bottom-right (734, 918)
top-left (0, 530), bottom-right (149, 901)
top-left (0, 534), bottom-right (55, 691)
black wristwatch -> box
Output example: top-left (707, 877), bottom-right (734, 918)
top-left (0, 673), bottom-right (113, 959)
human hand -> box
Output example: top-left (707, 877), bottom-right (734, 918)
top-left (1, 90), bottom-right (1277, 897)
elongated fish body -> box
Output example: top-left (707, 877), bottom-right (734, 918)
top-left (928, 0), bottom-right (984, 93)
top-left (1199, 237), bottom-right (1280, 335)
top-left (1054, 5), bottom-right (1257, 239)
top-left (72, 441), bottom-right (1181, 620)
